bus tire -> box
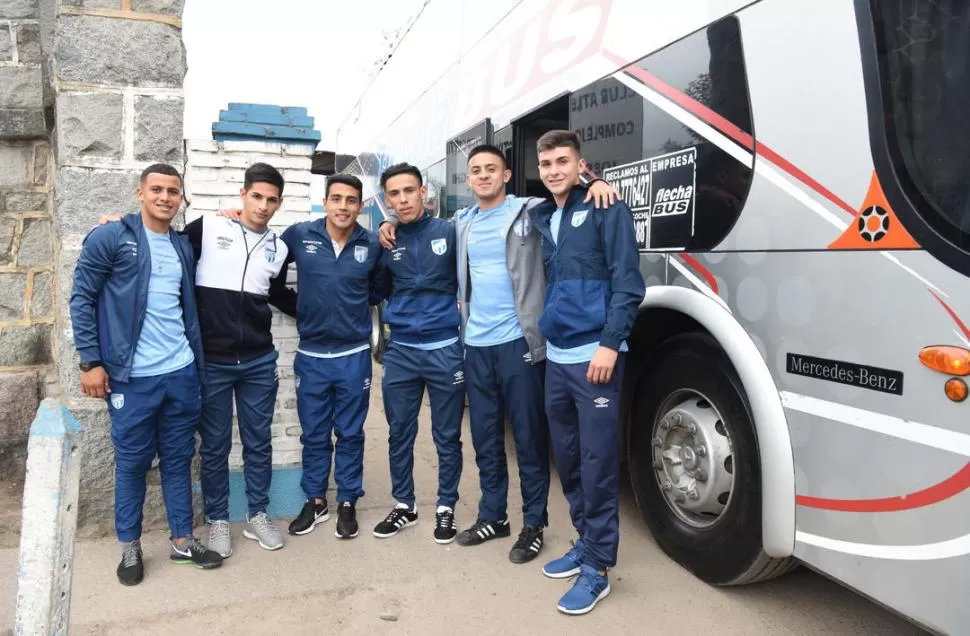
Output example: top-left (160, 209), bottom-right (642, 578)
top-left (628, 332), bottom-right (797, 586)
top-left (369, 304), bottom-right (388, 364)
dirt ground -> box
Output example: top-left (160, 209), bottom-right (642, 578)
top-left (0, 369), bottom-right (926, 635)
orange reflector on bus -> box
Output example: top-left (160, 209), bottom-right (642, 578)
top-left (945, 378), bottom-right (968, 403)
top-left (919, 346), bottom-right (970, 376)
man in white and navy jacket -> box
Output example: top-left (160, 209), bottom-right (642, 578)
top-left (182, 163), bottom-right (296, 558)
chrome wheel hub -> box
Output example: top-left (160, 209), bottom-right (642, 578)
top-left (651, 391), bottom-right (735, 528)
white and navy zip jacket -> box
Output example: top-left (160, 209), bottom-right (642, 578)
top-left (184, 215), bottom-right (296, 365)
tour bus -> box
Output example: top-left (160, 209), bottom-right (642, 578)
top-left (335, 1), bottom-right (969, 633)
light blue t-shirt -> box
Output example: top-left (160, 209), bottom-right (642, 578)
top-left (464, 201), bottom-right (524, 347)
top-left (130, 228), bottom-right (195, 377)
top-left (397, 337), bottom-right (459, 351)
top-left (545, 208), bottom-right (628, 365)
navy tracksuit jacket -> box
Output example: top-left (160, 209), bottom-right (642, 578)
top-left (70, 212), bottom-right (205, 542)
top-left (279, 219), bottom-right (385, 503)
top-left (531, 186), bottom-right (645, 569)
top-left (373, 214), bottom-right (464, 509)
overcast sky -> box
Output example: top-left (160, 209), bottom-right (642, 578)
top-left (181, 0), bottom-right (427, 144)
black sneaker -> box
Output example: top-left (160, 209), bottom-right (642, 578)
top-left (117, 540), bottom-right (144, 586)
top-left (335, 501), bottom-right (359, 539)
top-left (509, 524), bottom-right (544, 564)
top-left (456, 518), bottom-right (511, 546)
top-left (433, 508), bottom-right (458, 545)
top-left (288, 499), bottom-right (330, 536)
top-left (373, 505), bottom-right (418, 538)
top-left (169, 537), bottom-right (223, 570)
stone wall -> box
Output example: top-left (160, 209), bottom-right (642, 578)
top-left (0, 0), bottom-right (55, 543)
top-left (184, 119), bottom-right (318, 477)
top-left (7, 0), bottom-right (190, 539)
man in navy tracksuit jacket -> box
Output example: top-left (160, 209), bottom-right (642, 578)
top-left (368, 163), bottom-right (465, 545)
top-left (70, 164), bottom-right (222, 586)
top-left (530, 131), bottom-right (645, 616)
top-left (280, 174), bottom-right (386, 540)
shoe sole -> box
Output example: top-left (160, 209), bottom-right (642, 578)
top-left (434, 534), bottom-right (457, 545)
top-left (289, 512), bottom-right (330, 536)
top-left (169, 558), bottom-right (222, 570)
top-left (557, 585), bottom-right (611, 615)
top-left (242, 529), bottom-right (284, 551)
top-left (117, 575), bottom-right (143, 586)
top-left (509, 550), bottom-right (542, 564)
top-left (210, 545), bottom-right (232, 558)
top-left (335, 529), bottom-right (360, 539)
top-left (456, 529), bottom-right (511, 547)
top-left (373, 518), bottom-right (417, 538)
top-left (543, 565), bottom-right (581, 579)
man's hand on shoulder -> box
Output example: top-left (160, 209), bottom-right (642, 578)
top-left (94, 213), bottom-right (124, 228)
top-left (584, 179), bottom-right (620, 208)
top-left (378, 222), bottom-right (396, 249)
top-left (217, 208), bottom-right (242, 221)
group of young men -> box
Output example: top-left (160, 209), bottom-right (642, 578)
top-left (71, 130), bottom-right (644, 615)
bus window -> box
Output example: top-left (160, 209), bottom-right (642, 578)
top-left (445, 119), bottom-right (493, 216)
top-left (868, 1), bottom-right (970, 255)
top-left (577, 17), bottom-right (753, 251)
top-left (424, 159), bottom-right (447, 218)
top-left (492, 125), bottom-right (514, 196)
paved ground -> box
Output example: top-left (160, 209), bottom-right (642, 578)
top-left (0, 368), bottom-right (927, 635)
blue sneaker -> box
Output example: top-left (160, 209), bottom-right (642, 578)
top-left (542, 539), bottom-right (585, 579)
top-left (557, 564), bottom-right (611, 615)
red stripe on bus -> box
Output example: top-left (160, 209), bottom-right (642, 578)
top-left (600, 49), bottom-right (859, 218)
top-left (796, 462), bottom-right (970, 512)
top-left (680, 253), bottom-right (719, 294)
top-left (930, 290), bottom-right (970, 341)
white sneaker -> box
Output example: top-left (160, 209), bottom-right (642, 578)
top-left (243, 511), bottom-right (284, 551)
top-left (207, 519), bottom-right (232, 558)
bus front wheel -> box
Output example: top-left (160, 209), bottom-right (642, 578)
top-left (628, 332), bottom-right (796, 585)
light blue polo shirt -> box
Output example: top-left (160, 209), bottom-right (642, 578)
top-left (130, 228), bottom-right (195, 377)
top-left (463, 200), bottom-right (524, 347)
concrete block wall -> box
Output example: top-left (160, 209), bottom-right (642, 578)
top-left (0, 0), bottom-right (55, 543)
top-left (184, 105), bottom-right (320, 487)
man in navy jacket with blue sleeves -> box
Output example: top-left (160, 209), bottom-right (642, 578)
top-left (368, 163), bottom-right (465, 545)
top-left (529, 131), bottom-right (645, 616)
top-left (280, 174), bottom-right (387, 541)
top-left (70, 163), bottom-right (223, 586)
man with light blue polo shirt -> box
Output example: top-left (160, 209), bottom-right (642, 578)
top-left (71, 163), bottom-right (223, 586)
top-left (530, 130), bottom-right (644, 615)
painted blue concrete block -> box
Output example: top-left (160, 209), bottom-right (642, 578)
top-left (227, 466), bottom-right (308, 521)
top-left (227, 104), bottom-right (308, 118)
top-left (212, 122), bottom-right (321, 144)
top-left (219, 110), bottom-right (315, 128)
top-left (212, 103), bottom-right (321, 146)
top-left (29, 400), bottom-right (82, 438)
